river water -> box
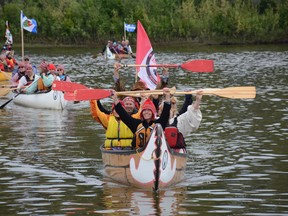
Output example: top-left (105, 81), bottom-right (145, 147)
top-left (0, 45), bottom-right (287, 215)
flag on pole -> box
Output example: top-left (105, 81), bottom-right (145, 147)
top-left (135, 20), bottom-right (160, 90)
top-left (124, 23), bottom-right (136, 33)
top-left (5, 21), bottom-right (13, 44)
top-left (21, 11), bottom-right (37, 33)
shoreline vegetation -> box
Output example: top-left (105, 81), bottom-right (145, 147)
top-left (1, 0), bottom-right (287, 48)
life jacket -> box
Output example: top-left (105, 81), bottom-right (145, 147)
top-left (24, 74), bottom-right (35, 86)
top-left (59, 74), bottom-right (67, 81)
top-left (135, 123), bottom-right (155, 149)
top-left (16, 72), bottom-right (25, 82)
top-left (104, 116), bottom-right (134, 148)
top-left (6, 58), bottom-right (15, 71)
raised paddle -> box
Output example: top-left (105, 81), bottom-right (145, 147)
top-left (52, 80), bottom-right (88, 92)
top-left (65, 86), bottom-right (256, 101)
top-left (120, 59), bottom-right (214, 73)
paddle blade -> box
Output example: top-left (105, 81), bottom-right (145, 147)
top-left (52, 81), bottom-right (87, 92)
top-left (64, 92), bottom-right (77, 101)
top-left (180, 60), bottom-right (214, 72)
top-left (73, 89), bottom-right (112, 101)
top-left (213, 86), bottom-right (256, 99)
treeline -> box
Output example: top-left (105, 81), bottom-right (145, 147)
top-left (0, 0), bottom-right (287, 46)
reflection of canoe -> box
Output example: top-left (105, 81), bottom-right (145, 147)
top-left (12, 90), bottom-right (67, 110)
top-left (104, 46), bottom-right (135, 60)
top-left (0, 71), bottom-right (12, 81)
top-left (0, 81), bottom-right (12, 97)
top-left (101, 123), bottom-right (187, 191)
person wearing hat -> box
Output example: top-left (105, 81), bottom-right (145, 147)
top-left (37, 61), bottom-right (56, 91)
top-left (11, 61), bottom-right (26, 87)
top-left (56, 64), bottom-right (71, 82)
top-left (112, 88), bottom-right (172, 149)
top-left (90, 99), bottom-right (135, 150)
top-left (17, 64), bottom-right (39, 93)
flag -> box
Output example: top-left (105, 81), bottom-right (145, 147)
top-left (5, 21), bottom-right (13, 44)
top-left (136, 20), bottom-right (160, 90)
top-left (124, 23), bottom-right (136, 33)
top-left (21, 11), bottom-right (37, 33)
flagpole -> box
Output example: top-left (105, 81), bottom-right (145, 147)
top-left (124, 22), bottom-right (126, 41)
top-left (21, 11), bottom-right (24, 61)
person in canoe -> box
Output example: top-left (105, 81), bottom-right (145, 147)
top-left (56, 64), bottom-right (71, 82)
top-left (17, 64), bottom-right (39, 93)
top-left (90, 99), bottom-right (138, 150)
top-left (37, 61), bottom-right (58, 92)
top-left (111, 88), bottom-right (172, 149)
top-left (11, 61), bottom-right (26, 87)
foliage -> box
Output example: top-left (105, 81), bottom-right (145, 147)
top-left (0, 0), bottom-right (287, 45)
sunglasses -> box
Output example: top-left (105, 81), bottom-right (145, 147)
top-left (57, 69), bottom-right (63, 71)
top-left (24, 58), bottom-right (29, 61)
top-left (19, 66), bottom-right (25, 69)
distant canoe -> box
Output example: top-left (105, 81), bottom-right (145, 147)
top-left (101, 123), bottom-right (187, 191)
top-left (12, 90), bottom-right (67, 110)
top-left (103, 46), bottom-right (135, 60)
top-left (0, 71), bottom-right (12, 81)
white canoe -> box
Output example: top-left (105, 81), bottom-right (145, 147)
top-left (101, 123), bottom-right (188, 191)
top-left (104, 46), bottom-right (135, 60)
top-left (13, 90), bottom-right (67, 110)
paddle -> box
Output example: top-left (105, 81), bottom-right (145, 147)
top-left (0, 91), bottom-right (21, 109)
top-left (121, 59), bottom-right (214, 72)
top-left (52, 80), bottom-right (88, 92)
top-left (65, 86), bottom-right (256, 101)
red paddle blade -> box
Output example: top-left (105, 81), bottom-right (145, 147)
top-left (73, 89), bottom-right (112, 101)
top-left (52, 81), bottom-right (88, 92)
top-left (64, 92), bottom-right (77, 101)
top-left (180, 60), bottom-right (214, 72)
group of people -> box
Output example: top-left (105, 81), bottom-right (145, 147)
top-left (101, 39), bottom-right (133, 56)
top-left (90, 61), bottom-right (203, 151)
top-left (10, 56), bottom-right (71, 93)
top-left (0, 51), bottom-right (17, 72)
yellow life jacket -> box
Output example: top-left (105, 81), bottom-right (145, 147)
top-left (135, 123), bottom-right (155, 149)
top-left (104, 116), bottom-right (134, 148)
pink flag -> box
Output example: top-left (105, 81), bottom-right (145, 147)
top-left (136, 20), bottom-right (160, 90)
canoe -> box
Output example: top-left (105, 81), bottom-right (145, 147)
top-left (0, 71), bottom-right (12, 81)
top-left (101, 123), bottom-right (187, 191)
top-left (12, 90), bottom-right (67, 110)
top-left (104, 46), bottom-right (135, 60)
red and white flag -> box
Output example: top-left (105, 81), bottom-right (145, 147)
top-left (136, 20), bottom-right (160, 90)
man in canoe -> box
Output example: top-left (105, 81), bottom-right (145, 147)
top-left (90, 99), bottom-right (136, 150)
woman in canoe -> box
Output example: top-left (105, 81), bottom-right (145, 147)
top-left (111, 88), bottom-right (172, 149)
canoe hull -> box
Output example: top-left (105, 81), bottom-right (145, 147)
top-left (101, 124), bottom-right (187, 191)
top-left (13, 90), bottom-right (67, 110)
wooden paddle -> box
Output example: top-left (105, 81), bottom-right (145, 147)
top-left (121, 59), bottom-right (214, 72)
top-left (65, 86), bottom-right (256, 101)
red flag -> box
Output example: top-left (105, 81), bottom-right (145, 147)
top-left (136, 20), bottom-right (160, 90)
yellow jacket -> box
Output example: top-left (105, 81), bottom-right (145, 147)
top-left (90, 100), bottom-right (140, 148)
